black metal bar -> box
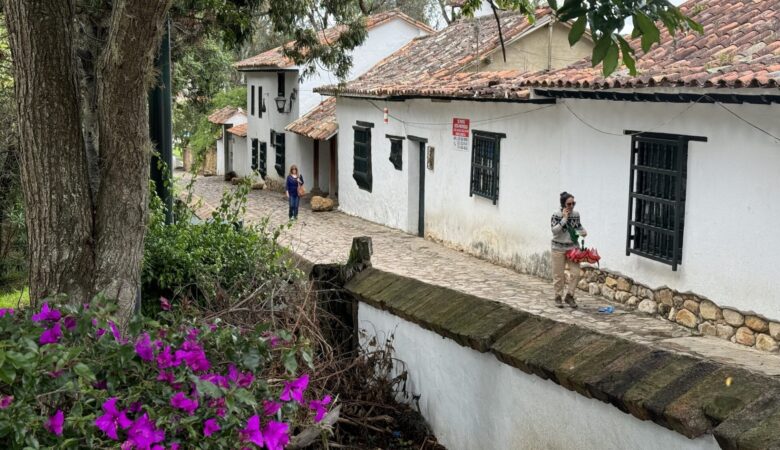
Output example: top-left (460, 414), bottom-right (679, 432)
top-left (671, 137), bottom-right (686, 271)
top-left (149, 19), bottom-right (173, 225)
top-left (631, 164), bottom-right (679, 175)
top-left (630, 192), bottom-right (679, 206)
top-left (624, 130), bottom-right (708, 142)
top-left (630, 221), bottom-right (675, 235)
top-left (626, 137), bottom-right (637, 256)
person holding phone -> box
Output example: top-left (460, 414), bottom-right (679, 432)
top-left (285, 164), bottom-right (304, 220)
top-left (550, 191), bottom-right (587, 308)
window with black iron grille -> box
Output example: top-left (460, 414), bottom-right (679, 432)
top-left (258, 142), bottom-right (267, 178)
top-left (470, 131), bottom-right (505, 204)
top-left (251, 86), bottom-right (255, 116)
top-left (353, 123), bottom-right (373, 191)
top-left (626, 132), bottom-right (703, 271)
top-left (277, 72), bottom-right (285, 97)
top-left (273, 132), bottom-right (285, 177)
top-left (258, 86), bottom-right (263, 118)
top-left (251, 139), bottom-right (267, 178)
top-left (388, 136), bottom-right (403, 170)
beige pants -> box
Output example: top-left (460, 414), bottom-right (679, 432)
top-left (551, 250), bottom-right (581, 298)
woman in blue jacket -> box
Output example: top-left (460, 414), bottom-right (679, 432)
top-left (285, 164), bottom-right (304, 220)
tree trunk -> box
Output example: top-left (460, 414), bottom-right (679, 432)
top-left (5, 0), bottom-right (172, 324)
top-left (4, 0), bottom-right (95, 303)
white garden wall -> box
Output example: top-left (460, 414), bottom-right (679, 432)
top-left (335, 95), bottom-right (780, 319)
top-left (358, 303), bottom-right (720, 450)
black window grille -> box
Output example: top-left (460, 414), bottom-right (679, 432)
top-left (626, 132), bottom-right (701, 270)
top-left (353, 123), bottom-right (373, 191)
top-left (470, 131), bottom-right (504, 204)
top-left (274, 132), bottom-right (285, 177)
top-left (277, 72), bottom-right (285, 98)
top-left (258, 141), bottom-right (267, 178)
top-left (251, 139), bottom-right (267, 178)
top-left (259, 86), bottom-right (263, 118)
top-left (251, 86), bottom-right (255, 116)
top-left (388, 137), bottom-right (403, 170)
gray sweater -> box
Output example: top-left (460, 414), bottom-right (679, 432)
top-left (551, 209), bottom-right (586, 252)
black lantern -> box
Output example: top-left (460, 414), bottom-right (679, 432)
top-left (275, 96), bottom-right (286, 113)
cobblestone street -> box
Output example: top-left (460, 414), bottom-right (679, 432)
top-left (183, 174), bottom-right (780, 376)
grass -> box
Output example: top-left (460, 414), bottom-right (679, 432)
top-left (0, 286), bottom-right (29, 309)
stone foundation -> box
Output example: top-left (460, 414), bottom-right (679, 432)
top-left (577, 266), bottom-right (780, 353)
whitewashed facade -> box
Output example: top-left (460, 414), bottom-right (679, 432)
top-left (335, 92), bottom-right (780, 319)
top-left (214, 110), bottom-right (247, 176)
top-left (237, 14), bottom-right (431, 192)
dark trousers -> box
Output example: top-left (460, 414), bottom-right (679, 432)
top-left (288, 195), bottom-right (300, 219)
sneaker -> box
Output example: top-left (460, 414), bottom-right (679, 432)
top-left (554, 296), bottom-right (564, 308)
top-left (564, 294), bottom-right (578, 308)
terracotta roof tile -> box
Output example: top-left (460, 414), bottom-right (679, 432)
top-left (226, 123), bottom-right (248, 137)
top-left (516, 0), bottom-right (780, 90)
top-left (235, 11), bottom-right (434, 70)
top-left (285, 98), bottom-right (338, 140)
top-left (317, 10), bottom-right (549, 100)
top-left (207, 106), bottom-right (245, 124)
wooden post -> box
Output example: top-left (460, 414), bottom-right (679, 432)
top-left (329, 136), bottom-right (337, 197)
top-left (313, 139), bottom-right (320, 192)
top-left (347, 236), bottom-right (372, 267)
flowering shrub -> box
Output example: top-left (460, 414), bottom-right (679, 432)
top-left (0, 298), bottom-right (331, 449)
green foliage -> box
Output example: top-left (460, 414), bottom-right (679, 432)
top-left (0, 287), bottom-right (28, 310)
top-left (0, 297), bottom-right (323, 449)
top-left (176, 85), bottom-right (247, 159)
top-left (143, 180), bottom-right (297, 314)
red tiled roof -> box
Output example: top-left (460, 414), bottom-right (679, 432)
top-left (207, 106), bottom-right (245, 124)
top-left (285, 98), bottom-right (338, 140)
top-left (316, 10), bottom-right (550, 99)
top-left (519, 0), bottom-right (780, 89)
top-left (235, 10), bottom-right (434, 70)
top-left (227, 123), bottom-right (248, 137)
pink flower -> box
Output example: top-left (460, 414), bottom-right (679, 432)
top-left (263, 400), bottom-right (282, 416)
top-left (0, 308), bottom-right (14, 318)
top-left (262, 421), bottom-right (290, 450)
top-left (126, 413), bottom-right (165, 449)
top-left (110, 321), bottom-right (128, 344)
top-left (156, 345), bottom-right (180, 369)
top-left (263, 333), bottom-right (281, 348)
top-left (40, 322), bottom-right (62, 345)
top-left (170, 392), bottom-right (198, 416)
top-left (95, 398), bottom-right (132, 440)
top-left (63, 317), bottom-right (77, 331)
top-left (45, 410), bottom-right (64, 436)
top-left (174, 340), bottom-right (210, 372)
top-left (240, 415), bottom-right (264, 446)
top-left (135, 333), bottom-right (155, 361)
top-left (170, 443), bottom-right (180, 450)
top-left (159, 296), bottom-right (171, 311)
top-left (280, 374), bottom-right (309, 404)
top-left (186, 327), bottom-right (200, 341)
top-left (200, 373), bottom-right (229, 389)
top-left (208, 398), bottom-right (226, 418)
top-left (32, 303), bottom-right (61, 322)
top-left (0, 395), bottom-right (13, 409)
top-left (203, 418), bottom-right (220, 437)
top-left (156, 371), bottom-right (175, 384)
top-left (309, 395), bottom-right (332, 423)
top-left (227, 364), bottom-right (254, 388)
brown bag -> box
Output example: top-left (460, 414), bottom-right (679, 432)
top-left (297, 183), bottom-right (305, 197)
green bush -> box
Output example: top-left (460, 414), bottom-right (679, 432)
top-left (142, 181), bottom-right (297, 314)
top-left (0, 297), bottom-right (328, 449)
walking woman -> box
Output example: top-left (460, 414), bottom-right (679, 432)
top-left (550, 191), bottom-right (587, 308)
top-left (285, 164), bottom-right (304, 220)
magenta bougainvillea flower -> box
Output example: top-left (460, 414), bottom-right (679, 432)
top-left (208, 398), bottom-right (227, 418)
top-left (126, 413), bottom-right (165, 449)
top-left (227, 364), bottom-right (254, 388)
top-left (309, 395), bottom-right (332, 423)
top-left (200, 373), bottom-right (229, 389)
top-left (174, 340), bottom-right (210, 372)
top-left (0, 308), bottom-right (14, 318)
top-left (156, 345), bottom-right (180, 369)
top-left (262, 332), bottom-right (281, 348)
top-left (263, 421), bottom-right (290, 450)
top-left (170, 392), bottom-right (199, 416)
top-left (203, 418), bottom-right (221, 437)
top-left (63, 317), bottom-right (77, 331)
top-left (0, 395), bottom-right (13, 409)
top-left (135, 333), bottom-right (155, 361)
top-left (280, 374), bottom-right (309, 403)
top-left (95, 397), bottom-right (133, 440)
top-left (186, 327), bottom-right (200, 341)
top-left (156, 371), bottom-right (175, 384)
top-left (39, 322), bottom-right (62, 345)
top-left (170, 443), bottom-right (180, 450)
top-left (263, 400), bottom-right (282, 416)
top-left (110, 321), bottom-right (128, 344)
top-left (32, 303), bottom-right (61, 322)
top-left (159, 296), bottom-right (171, 311)
top-left (239, 415), bottom-right (264, 446)
top-left (45, 410), bottom-right (64, 436)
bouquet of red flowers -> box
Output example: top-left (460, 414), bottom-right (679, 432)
top-left (565, 228), bottom-right (601, 266)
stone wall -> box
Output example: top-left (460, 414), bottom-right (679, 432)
top-left (577, 266), bottom-right (780, 353)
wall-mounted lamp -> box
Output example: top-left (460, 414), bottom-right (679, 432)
top-left (275, 88), bottom-right (298, 114)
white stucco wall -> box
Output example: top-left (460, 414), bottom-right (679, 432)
top-left (336, 95), bottom-right (780, 319)
top-left (230, 134), bottom-right (250, 177)
top-left (216, 138), bottom-right (225, 176)
top-left (358, 303), bottom-right (720, 450)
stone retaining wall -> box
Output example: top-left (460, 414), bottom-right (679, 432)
top-left (577, 266), bottom-right (780, 353)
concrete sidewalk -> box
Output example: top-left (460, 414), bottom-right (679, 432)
top-left (182, 174), bottom-right (780, 377)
